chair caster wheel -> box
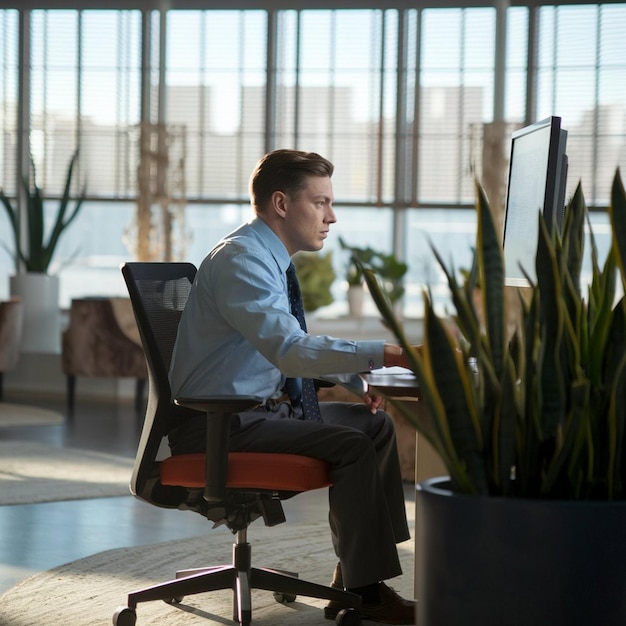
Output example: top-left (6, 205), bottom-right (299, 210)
top-left (112, 606), bottom-right (137, 626)
top-left (273, 591), bottom-right (297, 603)
top-left (165, 596), bottom-right (184, 604)
top-left (336, 607), bottom-right (361, 626)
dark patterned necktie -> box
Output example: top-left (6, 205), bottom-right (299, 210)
top-left (285, 263), bottom-right (323, 422)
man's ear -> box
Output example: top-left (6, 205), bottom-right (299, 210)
top-left (271, 190), bottom-right (288, 218)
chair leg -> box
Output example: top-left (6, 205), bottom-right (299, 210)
top-left (249, 566), bottom-right (360, 607)
top-left (175, 565), bottom-right (226, 578)
top-left (66, 375), bottom-right (76, 418)
top-left (235, 567), bottom-right (252, 625)
top-left (127, 565), bottom-right (237, 607)
top-left (122, 529), bottom-right (361, 626)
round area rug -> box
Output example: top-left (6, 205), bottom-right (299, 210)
top-left (0, 516), bottom-right (415, 626)
top-left (0, 402), bottom-right (64, 427)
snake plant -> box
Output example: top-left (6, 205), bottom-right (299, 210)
top-left (0, 150), bottom-right (86, 273)
top-left (362, 170), bottom-right (626, 500)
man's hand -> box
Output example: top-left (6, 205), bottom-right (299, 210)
top-left (383, 343), bottom-right (422, 369)
top-left (363, 392), bottom-right (384, 414)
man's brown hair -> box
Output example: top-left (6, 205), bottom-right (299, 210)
top-left (249, 149), bottom-right (334, 212)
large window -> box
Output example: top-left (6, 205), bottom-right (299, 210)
top-left (418, 7), bottom-right (496, 204)
top-left (0, 3), bottom-right (625, 316)
top-left (29, 10), bottom-right (142, 197)
top-left (0, 10), bottom-right (18, 199)
top-left (166, 10), bottom-right (267, 199)
top-left (536, 4), bottom-right (626, 204)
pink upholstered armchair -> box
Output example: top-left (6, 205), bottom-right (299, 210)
top-left (61, 297), bottom-right (148, 415)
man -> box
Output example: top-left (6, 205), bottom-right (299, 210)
top-left (169, 149), bottom-right (416, 625)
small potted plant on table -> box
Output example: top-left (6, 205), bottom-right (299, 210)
top-left (339, 237), bottom-right (407, 318)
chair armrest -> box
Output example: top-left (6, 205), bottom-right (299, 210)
top-left (174, 395), bottom-right (262, 414)
top-left (174, 396), bottom-right (262, 505)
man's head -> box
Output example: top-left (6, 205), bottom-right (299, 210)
top-left (250, 149), bottom-right (336, 256)
top-left (249, 149), bottom-right (334, 211)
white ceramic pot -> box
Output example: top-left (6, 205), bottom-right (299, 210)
top-left (347, 285), bottom-right (364, 318)
top-left (9, 273), bottom-right (61, 354)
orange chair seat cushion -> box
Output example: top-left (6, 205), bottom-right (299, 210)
top-left (160, 452), bottom-right (332, 492)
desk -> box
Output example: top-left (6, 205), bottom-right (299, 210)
top-left (362, 369), bottom-right (420, 398)
top-left (362, 368), bottom-right (447, 481)
top-left (362, 368), bottom-right (447, 602)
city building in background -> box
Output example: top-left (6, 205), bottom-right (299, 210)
top-left (0, 2), bottom-right (624, 316)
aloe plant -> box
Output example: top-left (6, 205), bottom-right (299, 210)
top-left (362, 169), bottom-right (626, 500)
top-left (0, 150), bottom-right (86, 273)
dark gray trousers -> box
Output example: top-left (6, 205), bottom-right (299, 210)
top-left (170, 400), bottom-right (411, 589)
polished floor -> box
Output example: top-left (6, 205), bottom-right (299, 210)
top-left (0, 392), bottom-right (345, 596)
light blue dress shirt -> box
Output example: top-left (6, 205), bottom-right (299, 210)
top-left (169, 217), bottom-right (385, 401)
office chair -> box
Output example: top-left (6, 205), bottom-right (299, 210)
top-left (113, 262), bottom-right (361, 626)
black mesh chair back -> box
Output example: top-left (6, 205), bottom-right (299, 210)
top-left (121, 261), bottom-right (199, 507)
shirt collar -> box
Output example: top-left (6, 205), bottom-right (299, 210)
top-left (249, 216), bottom-right (292, 273)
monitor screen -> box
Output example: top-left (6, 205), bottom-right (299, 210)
top-left (502, 116), bottom-right (568, 287)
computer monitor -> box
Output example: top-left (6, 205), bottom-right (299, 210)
top-left (502, 116), bottom-right (568, 287)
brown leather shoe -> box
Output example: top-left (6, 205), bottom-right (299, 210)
top-left (324, 564), bottom-right (416, 625)
top-left (357, 583), bottom-right (416, 625)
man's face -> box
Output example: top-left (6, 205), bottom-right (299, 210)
top-left (283, 175), bottom-right (336, 254)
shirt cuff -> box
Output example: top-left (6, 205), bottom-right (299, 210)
top-left (355, 340), bottom-right (386, 372)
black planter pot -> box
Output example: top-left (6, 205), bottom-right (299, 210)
top-left (416, 477), bottom-right (626, 626)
